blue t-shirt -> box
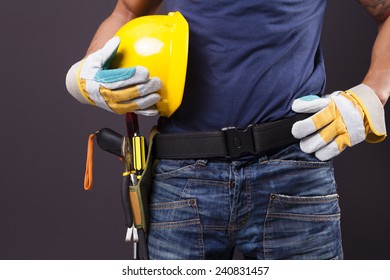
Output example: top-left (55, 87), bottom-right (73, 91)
top-left (158, 0), bottom-right (328, 133)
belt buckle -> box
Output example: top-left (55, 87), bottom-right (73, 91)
top-left (222, 125), bottom-right (255, 159)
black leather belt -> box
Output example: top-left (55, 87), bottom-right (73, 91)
top-left (153, 114), bottom-right (309, 160)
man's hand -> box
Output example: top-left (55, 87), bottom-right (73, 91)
top-left (66, 36), bottom-right (161, 116)
top-left (291, 84), bottom-right (386, 161)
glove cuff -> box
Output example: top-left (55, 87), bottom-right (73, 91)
top-left (65, 60), bottom-right (91, 105)
top-left (346, 84), bottom-right (387, 143)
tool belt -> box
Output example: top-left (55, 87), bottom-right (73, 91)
top-left (154, 114), bottom-right (309, 160)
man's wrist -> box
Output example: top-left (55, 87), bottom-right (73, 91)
top-left (362, 72), bottom-right (390, 106)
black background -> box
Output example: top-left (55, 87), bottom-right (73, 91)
top-left (0, 1), bottom-right (389, 259)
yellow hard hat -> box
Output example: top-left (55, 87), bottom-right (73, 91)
top-left (111, 12), bottom-right (189, 117)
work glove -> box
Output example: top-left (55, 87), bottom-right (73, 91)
top-left (65, 36), bottom-right (161, 116)
top-left (291, 84), bottom-right (386, 161)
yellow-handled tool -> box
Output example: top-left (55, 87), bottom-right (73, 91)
top-left (132, 134), bottom-right (146, 179)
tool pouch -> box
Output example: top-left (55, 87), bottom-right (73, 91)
top-left (129, 127), bottom-right (158, 233)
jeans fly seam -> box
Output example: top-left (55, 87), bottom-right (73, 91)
top-left (263, 194), bottom-right (275, 260)
top-left (235, 170), bottom-right (253, 231)
top-left (198, 223), bottom-right (205, 260)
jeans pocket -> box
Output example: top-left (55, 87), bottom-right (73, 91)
top-left (148, 199), bottom-right (204, 259)
top-left (264, 193), bottom-right (343, 260)
top-left (263, 143), bottom-right (332, 166)
top-left (153, 159), bottom-right (205, 180)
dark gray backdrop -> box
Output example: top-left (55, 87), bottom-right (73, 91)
top-left (0, 0), bottom-right (389, 259)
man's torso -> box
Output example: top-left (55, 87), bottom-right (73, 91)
top-left (158, 0), bottom-right (328, 133)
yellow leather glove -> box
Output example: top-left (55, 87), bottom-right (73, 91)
top-left (292, 84), bottom-right (386, 161)
top-left (65, 37), bottom-right (161, 116)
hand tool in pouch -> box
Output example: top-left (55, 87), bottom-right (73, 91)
top-left (125, 112), bottom-right (148, 260)
top-left (83, 127), bottom-right (142, 259)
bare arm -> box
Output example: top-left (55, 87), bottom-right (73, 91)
top-left (85, 0), bottom-right (162, 56)
top-left (358, 0), bottom-right (390, 104)
top-left (358, 0), bottom-right (390, 23)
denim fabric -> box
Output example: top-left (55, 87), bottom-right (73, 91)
top-left (148, 143), bottom-right (343, 260)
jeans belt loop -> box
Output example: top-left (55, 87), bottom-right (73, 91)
top-left (222, 125), bottom-right (256, 159)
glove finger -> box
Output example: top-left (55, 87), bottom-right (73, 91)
top-left (292, 100), bottom-right (338, 139)
top-left (299, 118), bottom-right (346, 154)
top-left (107, 93), bottom-right (161, 114)
top-left (135, 107), bottom-right (160, 117)
top-left (133, 93), bottom-right (161, 109)
top-left (97, 66), bottom-right (152, 89)
top-left (108, 101), bottom-right (140, 115)
top-left (314, 141), bottom-right (340, 161)
top-left (292, 95), bottom-right (330, 113)
top-left (314, 135), bottom-right (349, 161)
top-left (87, 37), bottom-right (120, 68)
top-left (299, 132), bottom-right (327, 154)
top-left (292, 117), bottom-right (317, 139)
top-left (136, 77), bottom-right (162, 96)
top-left (100, 78), bottom-right (161, 103)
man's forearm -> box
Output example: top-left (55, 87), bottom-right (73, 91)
top-left (85, 12), bottom-right (132, 56)
top-left (363, 15), bottom-right (390, 105)
top-left (358, 0), bottom-right (390, 23)
top-left (358, 0), bottom-right (390, 105)
top-left (85, 0), bottom-right (161, 56)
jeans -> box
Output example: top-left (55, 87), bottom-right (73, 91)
top-left (148, 143), bottom-right (343, 260)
